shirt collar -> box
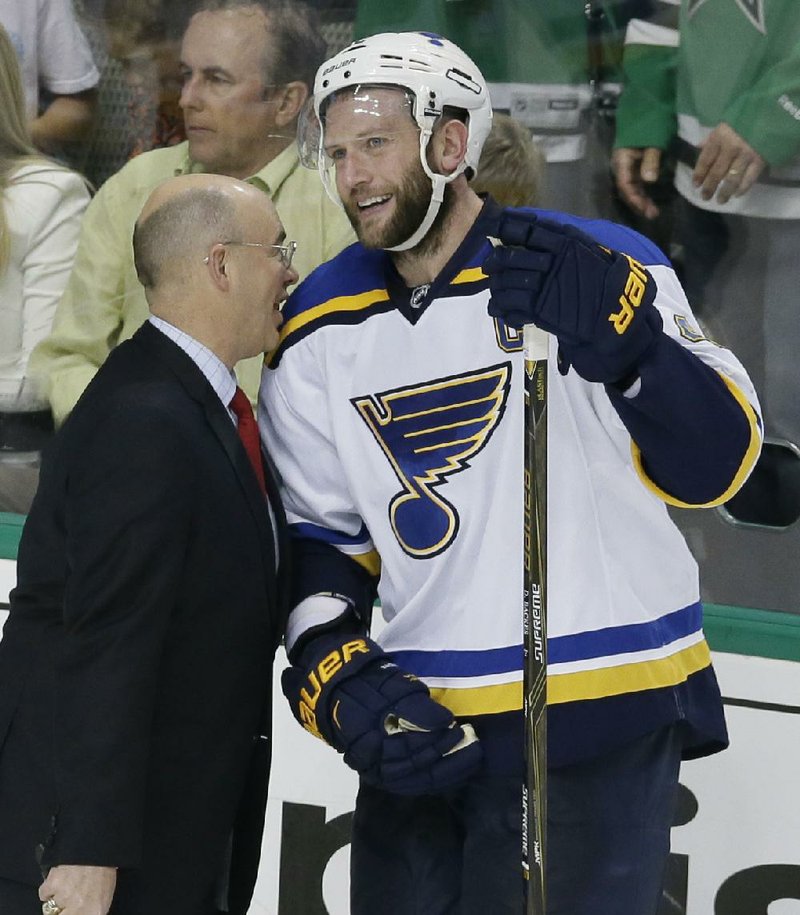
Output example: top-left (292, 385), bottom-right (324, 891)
top-left (177, 142), bottom-right (299, 196)
top-left (148, 315), bottom-right (237, 415)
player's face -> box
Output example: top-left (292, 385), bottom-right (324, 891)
top-left (324, 89), bottom-right (433, 249)
top-left (179, 9), bottom-right (280, 179)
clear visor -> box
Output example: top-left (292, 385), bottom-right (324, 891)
top-left (297, 87), bottom-right (418, 171)
top-left (297, 96), bottom-right (323, 169)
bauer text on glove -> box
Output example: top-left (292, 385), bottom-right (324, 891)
top-left (282, 634), bottom-right (482, 794)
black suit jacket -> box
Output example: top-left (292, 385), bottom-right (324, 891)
top-left (0, 322), bottom-right (288, 914)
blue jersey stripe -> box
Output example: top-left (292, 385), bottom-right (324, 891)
top-left (548, 602), bottom-right (703, 664)
top-left (290, 521), bottom-right (370, 548)
top-left (389, 603), bottom-right (703, 678)
top-left (392, 644), bottom-right (524, 678)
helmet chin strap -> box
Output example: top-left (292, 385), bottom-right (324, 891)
top-left (386, 127), bottom-right (464, 253)
top-left (386, 172), bottom-right (447, 252)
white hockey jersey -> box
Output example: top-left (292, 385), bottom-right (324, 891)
top-left (260, 202), bottom-right (761, 766)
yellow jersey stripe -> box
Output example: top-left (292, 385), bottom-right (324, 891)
top-left (428, 641), bottom-right (712, 715)
top-left (451, 266), bottom-right (487, 285)
top-left (277, 271), bottom-right (482, 357)
top-left (278, 288), bottom-right (391, 345)
top-left (549, 640), bottom-right (711, 704)
top-left (631, 371), bottom-right (761, 508)
top-left (430, 680), bottom-right (523, 716)
top-left (348, 549), bottom-right (381, 578)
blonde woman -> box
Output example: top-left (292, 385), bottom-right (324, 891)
top-left (0, 23), bottom-right (90, 512)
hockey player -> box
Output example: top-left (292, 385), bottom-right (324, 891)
top-left (260, 32), bottom-right (763, 914)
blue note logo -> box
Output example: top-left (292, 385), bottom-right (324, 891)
top-left (352, 363), bottom-right (512, 558)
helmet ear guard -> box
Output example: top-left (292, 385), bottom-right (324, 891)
top-left (298, 31), bottom-right (493, 250)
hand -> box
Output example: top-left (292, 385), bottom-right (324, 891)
top-left (611, 147), bottom-right (663, 219)
top-left (282, 634), bottom-right (482, 794)
top-left (693, 122), bottom-right (766, 204)
top-left (485, 210), bottom-right (662, 384)
top-left (39, 865), bottom-right (117, 915)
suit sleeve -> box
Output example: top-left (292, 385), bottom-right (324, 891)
top-left (42, 398), bottom-right (195, 869)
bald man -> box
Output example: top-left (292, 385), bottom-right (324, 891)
top-left (0, 174), bottom-right (296, 915)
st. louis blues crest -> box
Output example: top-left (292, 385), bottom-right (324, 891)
top-left (353, 363), bottom-right (512, 558)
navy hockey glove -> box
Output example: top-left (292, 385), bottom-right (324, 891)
top-left (485, 210), bottom-right (663, 384)
top-left (282, 634), bottom-right (482, 795)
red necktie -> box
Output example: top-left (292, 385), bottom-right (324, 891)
top-left (230, 386), bottom-right (266, 495)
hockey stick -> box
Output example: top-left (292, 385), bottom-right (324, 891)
top-left (522, 323), bottom-right (548, 915)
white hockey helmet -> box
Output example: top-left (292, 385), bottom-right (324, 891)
top-left (298, 31), bottom-right (493, 251)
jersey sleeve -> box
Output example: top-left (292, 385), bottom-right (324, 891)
top-left (614, 4), bottom-right (680, 150)
top-left (723, 52), bottom-right (800, 167)
top-left (609, 262), bottom-right (763, 507)
top-left (537, 208), bottom-right (765, 507)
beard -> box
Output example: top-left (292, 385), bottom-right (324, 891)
top-left (342, 157), bottom-right (454, 255)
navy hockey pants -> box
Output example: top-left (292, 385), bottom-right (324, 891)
top-left (350, 723), bottom-right (683, 915)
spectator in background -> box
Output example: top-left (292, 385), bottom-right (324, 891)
top-left (471, 112), bottom-right (545, 208)
top-left (612, 0), bottom-right (800, 452)
top-left (0, 0), bottom-right (99, 159)
top-left (353, 0), bottom-right (651, 219)
top-left (0, 22), bottom-right (90, 513)
top-left (29, 0), bottom-right (355, 424)
top-left (102, 0), bottom-right (189, 157)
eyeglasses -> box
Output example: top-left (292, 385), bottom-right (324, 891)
top-left (204, 240), bottom-right (297, 269)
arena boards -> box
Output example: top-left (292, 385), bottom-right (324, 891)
top-left (1, 550), bottom-right (798, 915)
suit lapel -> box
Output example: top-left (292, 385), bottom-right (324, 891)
top-left (131, 324), bottom-right (279, 599)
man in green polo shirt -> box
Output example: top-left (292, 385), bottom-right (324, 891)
top-left (30, 0), bottom-right (355, 423)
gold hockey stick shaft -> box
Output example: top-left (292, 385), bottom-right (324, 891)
top-left (522, 323), bottom-right (548, 915)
